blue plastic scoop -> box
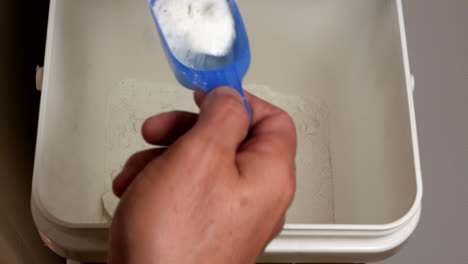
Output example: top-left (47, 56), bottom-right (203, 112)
top-left (148, 0), bottom-right (252, 120)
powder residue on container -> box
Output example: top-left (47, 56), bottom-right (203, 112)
top-left (103, 81), bottom-right (334, 224)
top-left (153, 0), bottom-right (236, 68)
top-left (102, 80), bottom-right (198, 218)
top-left (246, 85), bottom-right (334, 224)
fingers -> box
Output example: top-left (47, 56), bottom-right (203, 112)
top-left (232, 90), bottom-right (296, 203)
top-left (193, 88), bottom-right (296, 157)
top-left (229, 91), bottom-right (297, 172)
top-left (244, 90), bottom-right (283, 125)
top-left (142, 111), bottom-right (198, 146)
top-left (188, 86), bottom-right (250, 153)
top-left (113, 148), bottom-right (166, 197)
top-left (242, 90), bottom-right (297, 159)
top-left (246, 90), bottom-right (296, 140)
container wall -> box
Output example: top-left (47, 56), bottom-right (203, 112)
top-left (325, 0), bottom-right (417, 225)
top-left (36, 0), bottom-right (176, 225)
top-left (243, 0), bottom-right (417, 225)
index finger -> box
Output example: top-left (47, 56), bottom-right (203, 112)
top-left (236, 90), bottom-right (297, 203)
top-left (241, 90), bottom-right (297, 159)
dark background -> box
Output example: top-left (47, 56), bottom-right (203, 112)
top-left (0, 0), bottom-right (62, 263)
top-left (1, 0), bottom-right (467, 263)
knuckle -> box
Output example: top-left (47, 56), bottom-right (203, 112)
top-left (283, 173), bottom-right (296, 204)
top-left (271, 111), bottom-right (298, 155)
top-left (190, 136), bottom-right (217, 156)
top-left (175, 133), bottom-right (226, 165)
top-left (274, 165), bottom-right (296, 207)
top-left (125, 152), bottom-right (142, 168)
top-left (276, 110), bottom-right (297, 136)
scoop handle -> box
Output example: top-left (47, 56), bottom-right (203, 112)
top-left (228, 79), bottom-right (252, 124)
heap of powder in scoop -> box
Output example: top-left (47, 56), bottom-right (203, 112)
top-left (154, 0), bottom-right (236, 67)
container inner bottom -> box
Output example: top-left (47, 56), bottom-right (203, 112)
top-left (101, 80), bottom-right (334, 224)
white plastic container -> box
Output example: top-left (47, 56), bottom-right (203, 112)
top-left (32, 0), bottom-right (422, 262)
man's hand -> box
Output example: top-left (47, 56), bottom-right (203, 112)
top-left (108, 87), bottom-right (297, 264)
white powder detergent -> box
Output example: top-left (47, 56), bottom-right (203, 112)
top-left (102, 81), bottom-right (333, 224)
top-left (153, 0), bottom-right (236, 68)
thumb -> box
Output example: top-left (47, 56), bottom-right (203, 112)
top-left (192, 86), bottom-right (250, 152)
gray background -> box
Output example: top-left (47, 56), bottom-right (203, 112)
top-left (0, 0), bottom-right (467, 263)
top-left (380, 1), bottom-right (468, 263)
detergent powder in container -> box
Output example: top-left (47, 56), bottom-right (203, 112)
top-left (153, 0), bottom-right (236, 69)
